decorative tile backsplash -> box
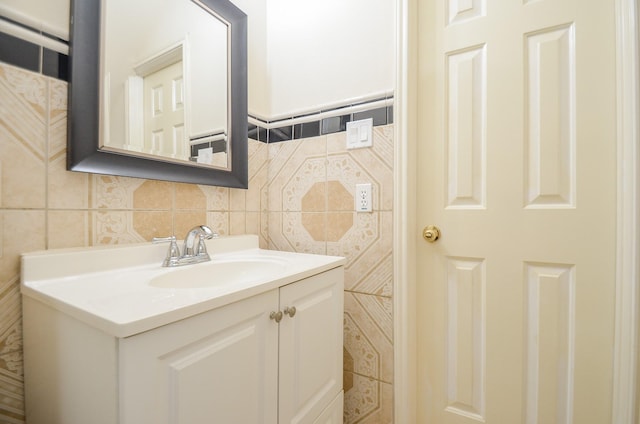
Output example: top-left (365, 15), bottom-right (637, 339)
top-left (266, 123), bottom-right (394, 423)
top-left (249, 102), bottom-right (393, 143)
top-left (0, 59), bottom-right (394, 424)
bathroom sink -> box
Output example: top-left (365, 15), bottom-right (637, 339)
top-left (149, 256), bottom-right (289, 289)
top-left (21, 235), bottom-right (346, 337)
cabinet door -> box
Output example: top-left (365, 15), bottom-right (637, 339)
top-left (278, 268), bottom-right (344, 424)
top-left (313, 392), bottom-right (344, 424)
top-left (119, 289), bottom-right (279, 424)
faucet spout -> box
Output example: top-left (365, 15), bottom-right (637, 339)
top-left (155, 225), bottom-right (218, 267)
top-left (183, 225), bottom-right (216, 257)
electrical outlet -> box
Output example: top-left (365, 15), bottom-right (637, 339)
top-left (355, 183), bottom-right (373, 212)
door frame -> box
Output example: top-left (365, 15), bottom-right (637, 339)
top-left (392, 0), bottom-right (640, 422)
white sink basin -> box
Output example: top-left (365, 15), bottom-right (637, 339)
top-left (21, 235), bottom-right (345, 337)
top-left (149, 255), bottom-right (289, 289)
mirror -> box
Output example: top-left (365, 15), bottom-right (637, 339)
top-left (67, 0), bottom-right (248, 188)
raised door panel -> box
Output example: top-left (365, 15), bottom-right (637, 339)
top-left (119, 289), bottom-right (279, 424)
top-left (143, 60), bottom-right (186, 158)
top-left (278, 268), bottom-right (344, 424)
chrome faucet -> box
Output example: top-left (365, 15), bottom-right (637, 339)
top-left (153, 225), bottom-right (218, 267)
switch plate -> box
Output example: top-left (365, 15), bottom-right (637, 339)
top-left (355, 183), bottom-right (373, 212)
top-left (196, 147), bottom-right (213, 164)
top-left (346, 118), bottom-right (373, 149)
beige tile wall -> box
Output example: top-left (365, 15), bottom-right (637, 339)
top-left (268, 127), bottom-right (395, 423)
top-left (0, 62), bottom-right (393, 424)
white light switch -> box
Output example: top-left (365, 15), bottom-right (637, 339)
top-left (359, 126), bottom-right (368, 141)
top-left (346, 118), bottom-right (373, 149)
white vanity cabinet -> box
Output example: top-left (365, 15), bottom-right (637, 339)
top-left (23, 266), bottom-right (344, 424)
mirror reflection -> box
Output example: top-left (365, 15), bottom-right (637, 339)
top-left (100, 0), bottom-right (230, 169)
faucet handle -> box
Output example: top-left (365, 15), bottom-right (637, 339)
top-left (195, 234), bottom-right (211, 257)
top-left (152, 236), bottom-right (180, 266)
top-left (152, 236), bottom-right (176, 244)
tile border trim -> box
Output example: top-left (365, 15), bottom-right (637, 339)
top-left (249, 95), bottom-right (394, 143)
top-left (0, 16), bottom-right (69, 81)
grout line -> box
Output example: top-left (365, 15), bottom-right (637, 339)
top-left (343, 288), bottom-right (393, 299)
top-left (44, 77), bottom-right (50, 250)
top-left (345, 369), bottom-right (394, 386)
top-left (171, 183), bottom-right (177, 236)
top-left (87, 177), bottom-right (94, 246)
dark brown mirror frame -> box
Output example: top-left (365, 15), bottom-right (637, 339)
top-left (67, 0), bottom-right (248, 188)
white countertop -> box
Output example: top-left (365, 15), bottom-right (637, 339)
top-left (21, 235), bottom-right (345, 338)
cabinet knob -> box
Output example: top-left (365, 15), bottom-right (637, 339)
top-left (284, 306), bottom-right (297, 318)
top-left (270, 311), bottom-right (283, 323)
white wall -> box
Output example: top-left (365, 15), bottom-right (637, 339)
top-left (233, 0), bottom-right (269, 117)
top-left (264, 0), bottom-right (395, 119)
top-left (2, 0), bottom-right (395, 120)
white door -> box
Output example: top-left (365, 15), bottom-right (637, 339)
top-left (143, 60), bottom-right (186, 158)
top-left (416, 0), bottom-right (617, 423)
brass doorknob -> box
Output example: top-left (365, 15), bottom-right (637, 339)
top-left (423, 225), bottom-right (441, 243)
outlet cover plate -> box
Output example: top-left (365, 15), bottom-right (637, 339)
top-left (355, 183), bottom-right (373, 212)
